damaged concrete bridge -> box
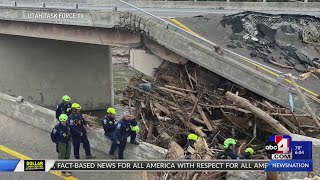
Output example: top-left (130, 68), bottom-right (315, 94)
top-left (0, 5), bottom-right (319, 115)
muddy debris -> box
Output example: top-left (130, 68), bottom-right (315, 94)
top-left (222, 11), bottom-right (320, 79)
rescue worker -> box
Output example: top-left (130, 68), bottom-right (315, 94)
top-left (114, 111), bottom-right (140, 159)
top-left (56, 95), bottom-right (72, 120)
top-left (51, 114), bottom-right (72, 177)
top-left (68, 103), bottom-right (96, 159)
top-left (216, 138), bottom-right (239, 159)
top-left (241, 147), bottom-right (254, 159)
top-left (101, 107), bottom-right (118, 159)
top-left (184, 133), bottom-right (199, 159)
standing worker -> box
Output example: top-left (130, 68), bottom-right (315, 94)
top-left (56, 95), bottom-right (72, 120)
top-left (102, 107), bottom-right (118, 159)
top-left (51, 114), bottom-right (72, 177)
top-left (184, 133), bottom-right (199, 159)
top-left (241, 147), bottom-right (254, 159)
top-left (68, 103), bottom-right (96, 159)
top-left (114, 111), bottom-right (140, 159)
top-left (216, 138), bottom-right (239, 159)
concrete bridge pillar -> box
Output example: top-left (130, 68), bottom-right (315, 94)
top-left (0, 34), bottom-right (113, 110)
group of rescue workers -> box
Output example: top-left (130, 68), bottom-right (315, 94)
top-left (50, 95), bottom-right (255, 177)
top-left (50, 95), bottom-right (140, 176)
top-left (184, 133), bottom-right (255, 160)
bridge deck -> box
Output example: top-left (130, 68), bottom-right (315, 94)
top-left (174, 14), bottom-right (320, 98)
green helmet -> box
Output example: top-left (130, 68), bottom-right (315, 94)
top-left (131, 126), bottom-right (140, 133)
top-left (223, 138), bottom-right (237, 149)
top-left (62, 95), bottom-right (70, 102)
top-left (59, 114), bottom-right (68, 122)
top-left (107, 107), bottom-right (117, 115)
top-left (245, 147), bottom-right (255, 155)
top-left (187, 133), bottom-right (199, 141)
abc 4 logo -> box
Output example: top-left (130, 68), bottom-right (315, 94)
top-left (265, 135), bottom-right (291, 159)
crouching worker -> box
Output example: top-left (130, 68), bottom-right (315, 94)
top-left (114, 112), bottom-right (140, 159)
top-left (68, 103), bottom-right (96, 159)
top-left (241, 147), bottom-right (254, 159)
top-left (184, 133), bottom-right (199, 159)
top-left (102, 107), bottom-right (118, 159)
top-left (130, 117), bottom-right (140, 145)
top-left (216, 138), bottom-right (239, 159)
top-left (51, 114), bottom-right (72, 177)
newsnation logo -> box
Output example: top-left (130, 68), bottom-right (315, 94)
top-left (263, 135), bottom-right (313, 172)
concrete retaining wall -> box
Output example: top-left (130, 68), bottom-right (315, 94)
top-left (0, 92), bottom-right (167, 160)
top-left (0, 34), bottom-right (114, 110)
top-left (0, 0), bottom-right (319, 12)
top-left (129, 49), bottom-right (164, 77)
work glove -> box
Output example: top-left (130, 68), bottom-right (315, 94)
top-left (131, 126), bottom-right (140, 133)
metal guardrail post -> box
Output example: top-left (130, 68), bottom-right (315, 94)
top-left (75, 3), bottom-right (79, 9)
top-left (42, 2), bottom-right (45, 7)
top-left (13, 1), bottom-right (17, 6)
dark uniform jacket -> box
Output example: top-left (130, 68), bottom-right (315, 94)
top-left (102, 115), bottom-right (117, 135)
top-left (51, 123), bottom-right (71, 144)
top-left (115, 119), bottom-right (137, 141)
top-left (216, 149), bottom-right (239, 159)
top-left (56, 102), bottom-right (72, 119)
top-left (68, 113), bottom-right (88, 137)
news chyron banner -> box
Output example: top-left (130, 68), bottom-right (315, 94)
top-left (264, 135), bottom-right (313, 172)
top-left (0, 135), bottom-right (313, 172)
top-left (1, 159), bottom-right (269, 172)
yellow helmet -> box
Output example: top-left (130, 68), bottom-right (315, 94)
top-left (187, 133), bottom-right (199, 141)
top-left (71, 103), bottom-right (81, 110)
top-left (107, 107), bottom-right (116, 115)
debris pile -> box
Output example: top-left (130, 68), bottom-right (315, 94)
top-left (221, 12), bottom-right (320, 74)
top-left (120, 62), bottom-right (320, 179)
top-left (121, 62), bottom-right (319, 158)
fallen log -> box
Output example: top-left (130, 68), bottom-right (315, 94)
top-left (225, 91), bottom-right (291, 135)
top-left (128, 85), bottom-right (179, 108)
top-left (277, 116), bottom-right (306, 135)
top-left (141, 171), bottom-right (148, 180)
top-left (198, 104), bottom-right (251, 114)
top-left (186, 85), bottom-right (214, 131)
top-left (165, 85), bottom-right (196, 93)
top-left (197, 105), bottom-right (214, 131)
top-left (153, 102), bottom-right (170, 115)
top-left (288, 74), bottom-right (320, 130)
top-left (177, 114), bottom-right (206, 137)
top-left (157, 86), bottom-right (188, 98)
